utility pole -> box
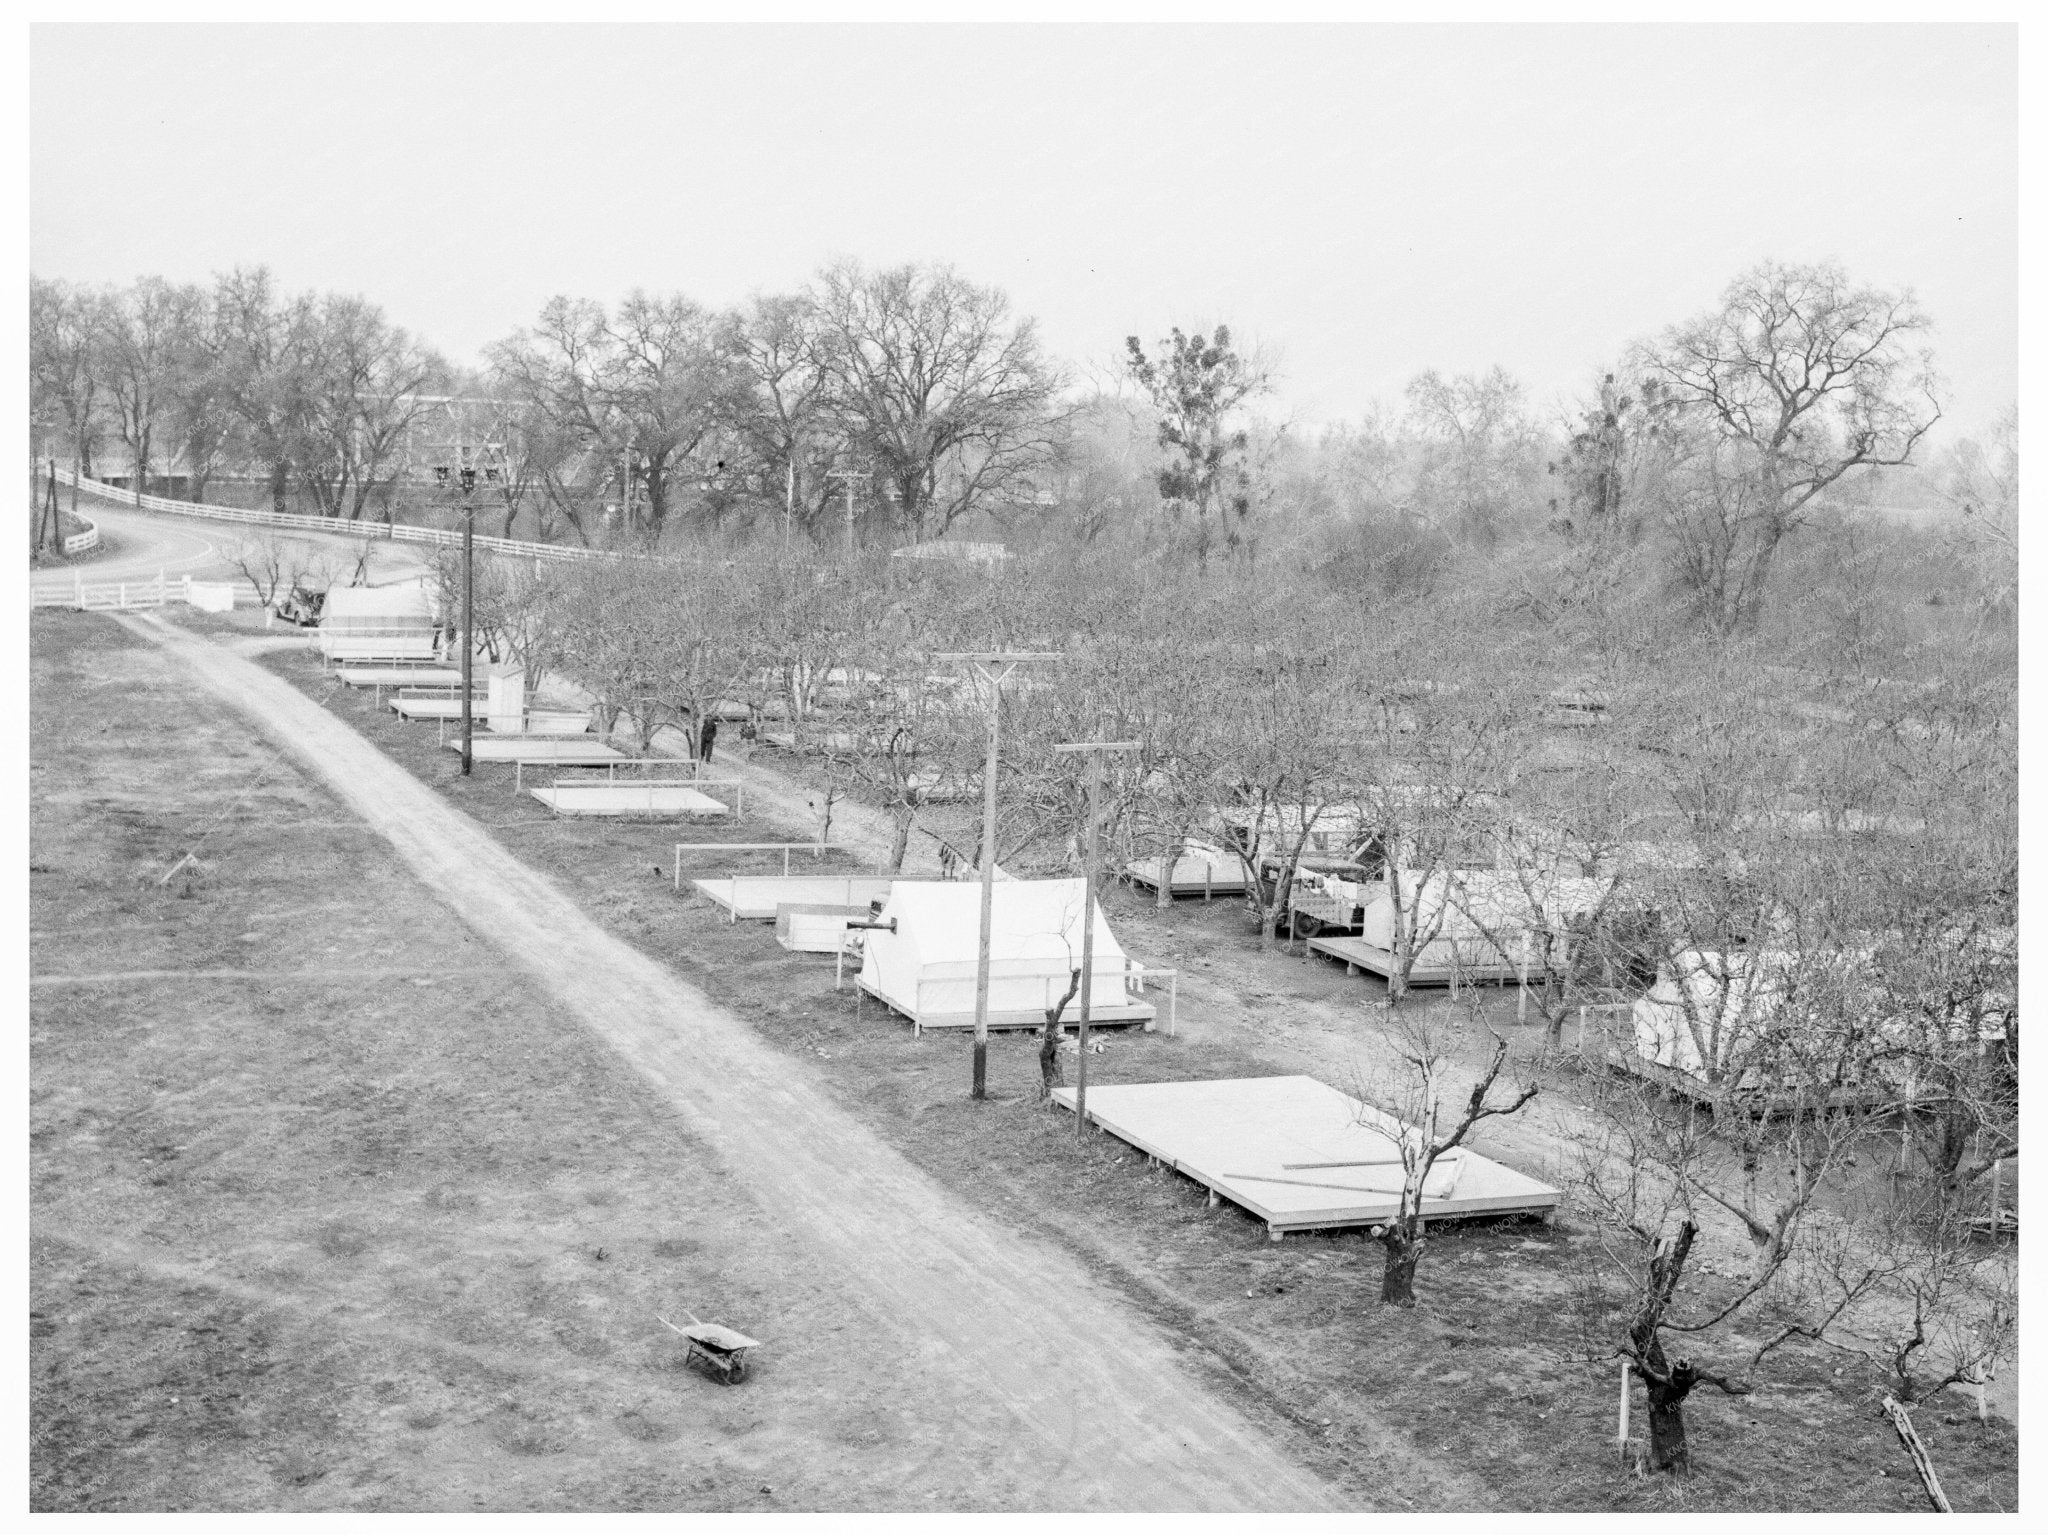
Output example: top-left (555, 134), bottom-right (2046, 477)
top-left (36, 459), bottom-right (58, 555)
top-left (457, 463), bottom-right (478, 775)
top-left (826, 467), bottom-right (870, 558)
top-left (938, 651), bottom-right (1062, 1099)
top-left (1055, 727), bottom-right (1139, 1136)
top-left (784, 458), bottom-right (795, 553)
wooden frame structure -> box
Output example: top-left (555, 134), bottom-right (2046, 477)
top-left (694, 873), bottom-right (895, 921)
top-left (1305, 932), bottom-right (1527, 987)
top-left (529, 781), bottom-right (729, 818)
top-left (1124, 847), bottom-right (1249, 900)
top-left (670, 842), bottom-right (853, 891)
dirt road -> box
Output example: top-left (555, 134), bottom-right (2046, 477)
top-left (33, 498), bottom-right (437, 597)
top-left (122, 611), bottom-right (1343, 1512)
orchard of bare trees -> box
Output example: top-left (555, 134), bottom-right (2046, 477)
top-left (31, 253), bottom-right (2017, 1489)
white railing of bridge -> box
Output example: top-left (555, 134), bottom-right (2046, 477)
top-left (53, 467), bottom-right (630, 565)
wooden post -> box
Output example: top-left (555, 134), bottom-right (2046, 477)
top-left (973, 689), bottom-right (1000, 1098)
top-left (940, 652), bottom-right (1061, 1102)
top-left (1057, 730), bottom-right (1139, 1138)
top-left (459, 474), bottom-right (475, 776)
top-left (1880, 1395), bottom-right (1953, 1513)
top-left (1616, 1359), bottom-right (1632, 1450)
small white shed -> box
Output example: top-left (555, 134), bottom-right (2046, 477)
top-left (858, 878), bottom-right (1157, 1032)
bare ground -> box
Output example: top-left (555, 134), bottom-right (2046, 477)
top-left (33, 609), bottom-right (1349, 1512)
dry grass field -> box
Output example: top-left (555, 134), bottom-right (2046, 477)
top-left (29, 611), bottom-right (1105, 1512)
top-left (240, 632), bottom-right (2020, 1514)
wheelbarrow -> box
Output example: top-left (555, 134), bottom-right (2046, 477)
top-left (659, 1312), bottom-right (762, 1384)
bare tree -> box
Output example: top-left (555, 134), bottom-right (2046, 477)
top-left (731, 292), bottom-right (844, 539)
top-left (1935, 404), bottom-right (2017, 617)
top-left (293, 295), bottom-right (446, 521)
top-left (227, 532), bottom-right (330, 621)
top-left (491, 292), bottom-right (746, 538)
top-left (94, 276), bottom-right (205, 498)
top-left (1403, 365), bottom-right (1542, 549)
top-left (1639, 260), bottom-right (1942, 633)
top-left (210, 268), bottom-right (300, 514)
top-left (1362, 1016), bottom-right (1538, 1306)
top-left (30, 276), bottom-right (106, 491)
top-left (812, 260), bottom-right (1068, 541)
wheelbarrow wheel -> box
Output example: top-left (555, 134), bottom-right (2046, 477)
top-left (724, 1355), bottom-right (747, 1384)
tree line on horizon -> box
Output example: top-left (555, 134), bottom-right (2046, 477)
top-left (30, 256), bottom-right (2015, 637)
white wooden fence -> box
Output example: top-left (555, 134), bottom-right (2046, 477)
top-left (61, 512), bottom-right (100, 555)
top-left (33, 572), bottom-right (241, 614)
top-left (54, 467), bottom-right (629, 565)
top-left (32, 571), bottom-right (175, 611)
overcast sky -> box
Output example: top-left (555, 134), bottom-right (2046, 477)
top-left (30, 23), bottom-right (2017, 442)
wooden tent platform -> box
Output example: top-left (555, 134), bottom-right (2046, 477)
top-left (440, 739), bottom-right (625, 765)
top-left (1601, 1042), bottom-right (1891, 1117)
top-left (1052, 1075), bottom-right (1559, 1237)
top-left (516, 711), bottom-right (593, 736)
top-left (859, 972), bottom-right (1157, 1033)
top-left (1125, 855), bottom-right (1248, 898)
top-left (694, 875), bottom-right (897, 922)
top-left (530, 782), bottom-right (727, 818)
top-left (338, 665), bottom-right (463, 688)
top-left (1305, 933), bottom-right (1524, 987)
top-left (391, 696), bottom-right (486, 720)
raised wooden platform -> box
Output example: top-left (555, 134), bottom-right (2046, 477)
top-left (694, 875), bottom-right (897, 922)
top-left (529, 783), bottom-right (728, 818)
top-left (441, 739), bottom-right (625, 765)
top-left (1052, 1075), bottom-right (1559, 1236)
top-left (1601, 1042), bottom-right (1891, 1117)
top-left (337, 665), bottom-right (463, 688)
top-left (858, 971), bottom-right (1157, 1033)
top-left (391, 696), bottom-right (486, 720)
top-left (1124, 855), bottom-right (1248, 898)
top-left (1305, 933), bottom-right (1524, 987)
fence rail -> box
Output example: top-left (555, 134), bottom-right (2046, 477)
top-left (53, 466), bottom-right (630, 565)
top-left (31, 572), bottom-right (176, 611)
top-left (62, 512), bottom-right (100, 555)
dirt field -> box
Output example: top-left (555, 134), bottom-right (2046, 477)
top-left (228, 627), bottom-right (2019, 1513)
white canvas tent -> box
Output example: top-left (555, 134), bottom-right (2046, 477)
top-left (1631, 949), bottom-right (1793, 1083)
top-left (317, 583), bottom-right (438, 662)
top-left (1312, 868), bottom-right (1610, 985)
top-left (858, 878), bottom-right (1157, 1032)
